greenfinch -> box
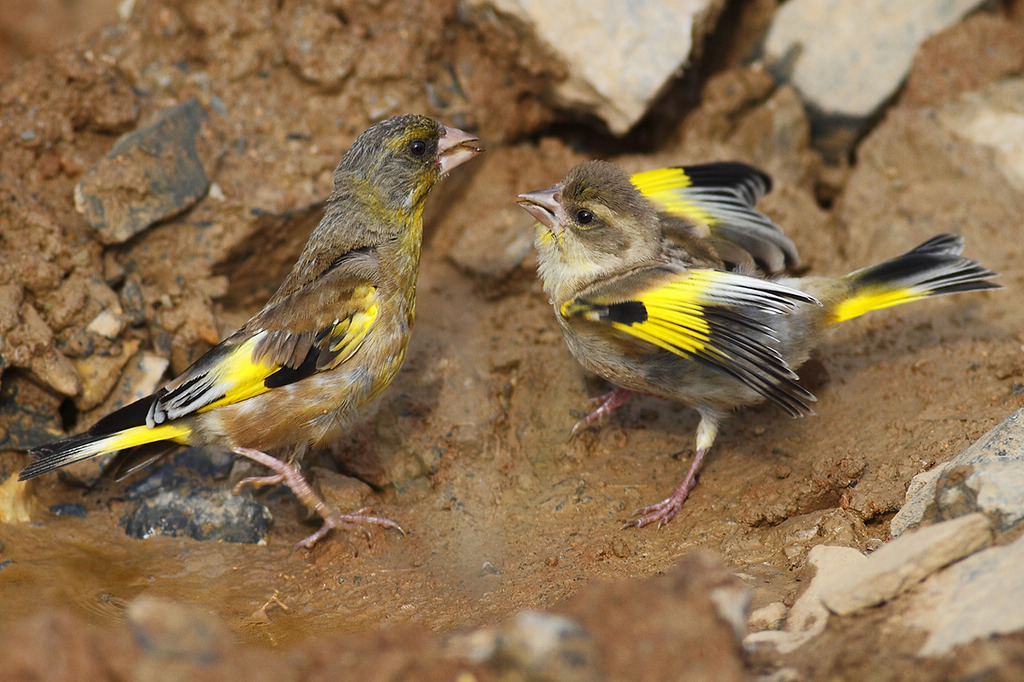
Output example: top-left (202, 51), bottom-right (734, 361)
top-left (21, 114), bottom-right (483, 548)
top-left (517, 160), bottom-right (999, 528)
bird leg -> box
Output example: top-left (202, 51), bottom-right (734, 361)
top-left (625, 411), bottom-right (720, 529)
top-left (570, 387), bottom-right (634, 438)
top-left (231, 446), bottom-right (403, 549)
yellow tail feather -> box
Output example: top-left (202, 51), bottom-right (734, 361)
top-left (829, 286), bottom-right (929, 325)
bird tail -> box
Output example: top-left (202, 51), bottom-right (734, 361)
top-left (19, 396), bottom-right (191, 480)
top-left (828, 234), bottom-right (1000, 325)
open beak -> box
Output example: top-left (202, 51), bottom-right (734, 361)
top-left (516, 187), bottom-right (560, 230)
top-left (437, 124), bottom-right (484, 175)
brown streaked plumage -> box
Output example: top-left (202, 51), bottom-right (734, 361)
top-left (518, 160), bottom-right (999, 529)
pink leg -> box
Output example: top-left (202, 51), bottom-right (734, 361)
top-left (625, 447), bottom-right (707, 528)
top-left (233, 474), bottom-right (285, 494)
top-left (570, 387), bottom-right (634, 438)
top-left (625, 410), bottom-right (721, 529)
top-left (232, 447), bottom-right (403, 550)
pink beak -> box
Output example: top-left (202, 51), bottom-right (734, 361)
top-left (437, 124), bottom-right (484, 174)
top-left (516, 186), bottom-right (560, 230)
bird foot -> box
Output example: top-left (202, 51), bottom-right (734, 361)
top-left (294, 508), bottom-right (405, 551)
top-left (570, 387), bottom-right (634, 438)
top-left (623, 447), bottom-right (707, 529)
top-left (231, 447), bottom-right (402, 549)
top-left (624, 489), bottom-right (691, 529)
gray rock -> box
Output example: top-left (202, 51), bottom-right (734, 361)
top-left (762, 0), bottom-right (987, 156)
top-left (49, 503), bottom-right (89, 519)
top-left (122, 488), bottom-right (272, 544)
top-left (906, 531), bottom-right (1024, 657)
top-left (75, 98), bottom-right (212, 244)
top-left (460, 0), bottom-right (724, 134)
top-left (891, 409), bottom-right (1024, 536)
top-left (819, 513), bottom-right (993, 616)
top-left (0, 379), bottom-right (64, 453)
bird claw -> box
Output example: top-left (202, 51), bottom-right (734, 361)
top-left (569, 387), bottom-right (634, 440)
top-left (293, 508), bottom-right (405, 551)
top-left (622, 498), bottom-right (681, 529)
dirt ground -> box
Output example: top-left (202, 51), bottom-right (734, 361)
top-left (1, 1), bottom-right (1023, 680)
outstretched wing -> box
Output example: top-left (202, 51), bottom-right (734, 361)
top-left (561, 266), bottom-right (819, 416)
top-left (630, 163), bottom-right (799, 273)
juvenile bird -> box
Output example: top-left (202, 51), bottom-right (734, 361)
top-left (21, 114), bottom-right (483, 548)
top-left (517, 160), bottom-right (999, 529)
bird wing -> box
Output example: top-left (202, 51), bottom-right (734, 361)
top-left (630, 163), bottom-right (799, 272)
top-left (560, 265), bottom-right (819, 416)
top-left (142, 252), bottom-right (383, 427)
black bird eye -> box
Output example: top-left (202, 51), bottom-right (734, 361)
top-left (576, 209), bottom-right (595, 225)
top-left (408, 139), bottom-right (427, 157)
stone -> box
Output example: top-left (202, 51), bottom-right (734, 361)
top-left (49, 502), bottom-right (89, 518)
top-left (74, 98), bottom-right (213, 244)
top-left (0, 376), bottom-right (65, 453)
top-left (492, 611), bottom-right (602, 682)
top-left (122, 488), bottom-right (272, 544)
top-left (174, 446), bottom-right (236, 479)
top-left (891, 409), bottom-right (1024, 536)
top-left (58, 350), bottom-right (171, 487)
top-left (936, 77), bottom-right (1024, 190)
top-left (561, 552), bottom-right (750, 681)
top-left (0, 473), bottom-right (34, 524)
top-left (126, 596), bottom-right (233, 665)
top-left (748, 601), bottom-right (788, 632)
top-left (819, 513), bottom-right (993, 616)
top-left (762, 0), bottom-right (987, 157)
top-left (744, 545), bottom-right (865, 654)
top-left (460, 0), bottom-right (724, 135)
top-left (906, 531), bottom-right (1024, 657)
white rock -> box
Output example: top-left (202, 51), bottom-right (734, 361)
top-left (85, 305), bottom-right (125, 339)
top-left (763, 0), bottom-right (986, 151)
top-left (461, 0), bottom-right (723, 134)
top-left (907, 532), bottom-right (1024, 657)
top-left (748, 601), bottom-right (787, 632)
top-left (819, 513), bottom-right (993, 616)
top-left (937, 78), bottom-right (1024, 190)
top-left (743, 545), bottom-right (865, 654)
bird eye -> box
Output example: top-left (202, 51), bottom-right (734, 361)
top-left (408, 139), bottom-right (427, 157)
top-left (576, 209), bottom-right (595, 225)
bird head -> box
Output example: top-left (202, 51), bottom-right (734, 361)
top-left (517, 160), bottom-right (660, 298)
top-left (335, 114), bottom-right (483, 216)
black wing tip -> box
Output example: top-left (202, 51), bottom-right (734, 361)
top-left (675, 161), bottom-right (773, 200)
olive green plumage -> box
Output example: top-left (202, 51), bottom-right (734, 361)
top-left (22, 114), bottom-right (483, 548)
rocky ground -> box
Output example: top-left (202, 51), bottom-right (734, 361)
top-left (2, 0), bottom-right (1024, 680)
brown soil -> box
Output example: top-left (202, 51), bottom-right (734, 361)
top-left (1, 1), bottom-right (1023, 680)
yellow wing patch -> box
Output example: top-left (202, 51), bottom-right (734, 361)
top-left (197, 335), bottom-right (280, 413)
top-left (629, 167), bottom-right (715, 225)
top-left (325, 297), bottom-right (379, 369)
top-left (197, 285), bottom-right (379, 413)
